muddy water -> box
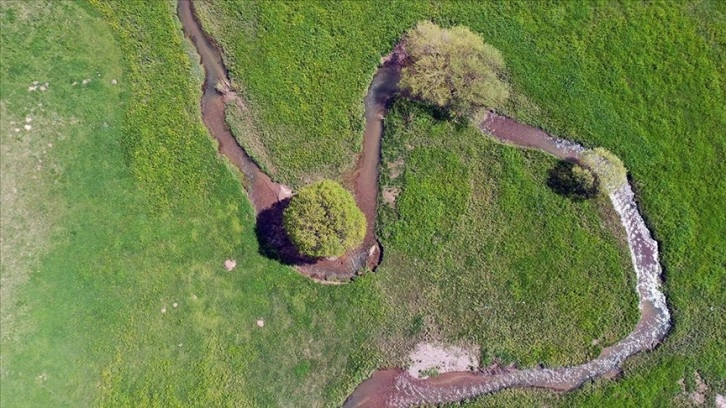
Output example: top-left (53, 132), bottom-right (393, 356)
top-left (177, 0), bottom-right (282, 213)
top-left (178, 1), bottom-right (670, 405)
top-left (482, 112), bottom-right (584, 160)
top-left (344, 114), bottom-right (670, 407)
top-left (178, 0), bottom-right (397, 280)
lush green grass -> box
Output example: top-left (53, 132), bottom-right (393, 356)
top-left (0, 1), bottom-right (384, 406)
top-left (2, 0), bottom-right (723, 407)
top-left (193, 0), bottom-right (434, 187)
top-left (194, 0), bottom-right (725, 405)
top-left (373, 101), bottom-right (637, 368)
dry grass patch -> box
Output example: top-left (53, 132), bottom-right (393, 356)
top-left (0, 100), bottom-right (68, 347)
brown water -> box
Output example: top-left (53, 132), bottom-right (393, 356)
top-left (177, 0), bottom-right (282, 213)
top-left (178, 2), bottom-right (670, 405)
top-left (177, 0), bottom-right (399, 280)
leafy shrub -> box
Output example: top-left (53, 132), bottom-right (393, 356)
top-left (400, 21), bottom-right (510, 118)
top-left (572, 165), bottom-right (597, 194)
top-left (283, 180), bottom-right (366, 258)
top-left (547, 161), bottom-right (598, 200)
top-left (579, 147), bottom-right (628, 193)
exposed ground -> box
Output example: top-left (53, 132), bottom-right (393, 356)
top-left (406, 342), bottom-right (480, 379)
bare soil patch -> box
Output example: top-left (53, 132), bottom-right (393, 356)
top-left (406, 342), bottom-right (479, 379)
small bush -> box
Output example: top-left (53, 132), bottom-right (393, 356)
top-left (400, 21), bottom-right (510, 118)
top-left (283, 180), bottom-right (366, 258)
top-left (579, 147), bottom-right (628, 193)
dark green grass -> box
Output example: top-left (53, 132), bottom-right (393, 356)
top-left (193, 0), bottom-right (434, 186)
top-left (192, 0), bottom-right (724, 405)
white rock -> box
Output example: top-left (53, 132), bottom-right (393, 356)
top-left (224, 259), bottom-right (236, 271)
top-left (256, 319), bottom-right (264, 327)
top-left (173, 302), bottom-right (178, 308)
top-left (111, 79), bottom-right (117, 85)
top-left (24, 125), bottom-right (31, 131)
top-left (161, 307), bottom-right (167, 313)
top-left (715, 394), bottom-right (725, 408)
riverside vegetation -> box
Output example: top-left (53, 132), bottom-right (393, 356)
top-left (284, 180), bottom-right (366, 258)
top-left (1, 1), bottom-right (723, 407)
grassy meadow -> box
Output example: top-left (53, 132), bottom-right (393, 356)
top-left (0, 0), bottom-right (723, 408)
top-left (195, 0), bottom-right (725, 406)
top-left (1, 1), bottom-right (383, 406)
top-left (372, 100), bottom-right (638, 370)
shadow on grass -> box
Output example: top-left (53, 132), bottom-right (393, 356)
top-left (547, 160), bottom-right (598, 202)
top-left (254, 198), bottom-right (317, 266)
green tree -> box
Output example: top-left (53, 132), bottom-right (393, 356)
top-left (572, 164), bottom-right (598, 195)
top-left (400, 21), bottom-right (510, 117)
top-left (579, 147), bottom-right (628, 193)
top-left (283, 180), bottom-right (366, 258)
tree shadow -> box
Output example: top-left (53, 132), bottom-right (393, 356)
top-left (254, 198), bottom-right (317, 266)
top-left (547, 160), bottom-right (598, 201)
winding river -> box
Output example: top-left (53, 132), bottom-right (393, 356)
top-left (178, 1), bottom-right (670, 406)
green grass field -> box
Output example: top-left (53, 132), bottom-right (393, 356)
top-left (1, 0), bottom-right (723, 407)
top-left (0, 2), bottom-right (383, 406)
top-left (194, 0), bottom-right (725, 405)
top-left (372, 100), bottom-right (638, 370)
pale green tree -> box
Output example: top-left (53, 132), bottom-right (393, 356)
top-left (400, 21), bottom-right (510, 117)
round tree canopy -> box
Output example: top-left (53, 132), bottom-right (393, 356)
top-left (283, 180), bottom-right (366, 258)
top-left (400, 21), bottom-right (510, 117)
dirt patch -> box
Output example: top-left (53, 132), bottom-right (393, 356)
top-left (406, 342), bottom-right (479, 379)
top-left (387, 157), bottom-right (405, 180)
top-left (677, 371), bottom-right (709, 406)
top-left (224, 259), bottom-right (236, 271)
top-left (382, 187), bottom-right (400, 206)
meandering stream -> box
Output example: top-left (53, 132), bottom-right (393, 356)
top-left (178, 1), bottom-right (670, 406)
